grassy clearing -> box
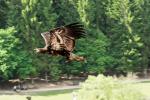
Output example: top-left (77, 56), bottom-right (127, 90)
top-left (0, 82), bottom-right (150, 100)
top-left (0, 89), bottom-right (78, 100)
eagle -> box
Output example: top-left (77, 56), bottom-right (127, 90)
top-left (34, 22), bottom-right (86, 62)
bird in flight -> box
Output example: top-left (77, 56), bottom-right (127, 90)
top-left (34, 22), bottom-right (86, 62)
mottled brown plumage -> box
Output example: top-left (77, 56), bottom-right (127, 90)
top-left (34, 22), bottom-right (86, 62)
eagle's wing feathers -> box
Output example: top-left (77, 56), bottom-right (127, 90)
top-left (62, 22), bottom-right (85, 51)
top-left (49, 22), bottom-right (85, 51)
top-left (63, 22), bottom-right (86, 39)
top-left (41, 32), bottom-right (51, 47)
top-left (63, 36), bottom-right (75, 52)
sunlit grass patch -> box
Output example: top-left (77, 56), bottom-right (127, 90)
top-left (0, 89), bottom-right (78, 100)
top-left (77, 75), bottom-right (144, 100)
top-left (132, 82), bottom-right (150, 98)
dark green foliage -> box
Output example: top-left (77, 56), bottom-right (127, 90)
top-left (0, 27), bottom-right (18, 80)
top-left (0, 0), bottom-right (8, 28)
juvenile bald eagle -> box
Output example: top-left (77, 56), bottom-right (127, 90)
top-left (34, 23), bottom-right (86, 62)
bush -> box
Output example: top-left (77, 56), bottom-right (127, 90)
top-left (77, 75), bottom-right (143, 100)
top-left (0, 27), bottom-right (18, 80)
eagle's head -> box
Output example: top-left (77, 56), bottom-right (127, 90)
top-left (34, 48), bottom-right (41, 53)
top-left (34, 48), bottom-right (48, 54)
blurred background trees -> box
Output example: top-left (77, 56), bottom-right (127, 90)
top-left (0, 0), bottom-right (149, 81)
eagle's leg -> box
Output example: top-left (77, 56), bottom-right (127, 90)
top-left (67, 52), bottom-right (86, 62)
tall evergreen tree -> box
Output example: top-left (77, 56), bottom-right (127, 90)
top-left (105, 0), bottom-right (143, 72)
top-left (52, 0), bottom-right (79, 26)
top-left (0, 0), bottom-right (8, 28)
top-left (132, 0), bottom-right (150, 70)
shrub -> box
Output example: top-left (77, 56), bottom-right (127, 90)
top-left (0, 27), bottom-right (18, 80)
top-left (77, 75), bottom-right (143, 100)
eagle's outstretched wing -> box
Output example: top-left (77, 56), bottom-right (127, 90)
top-left (61, 22), bottom-right (85, 39)
top-left (50, 22), bottom-right (86, 51)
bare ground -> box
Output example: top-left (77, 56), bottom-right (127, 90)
top-left (0, 79), bottom-right (83, 95)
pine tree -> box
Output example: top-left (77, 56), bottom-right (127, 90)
top-left (0, 0), bottom-right (8, 28)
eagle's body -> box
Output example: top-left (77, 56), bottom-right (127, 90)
top-left (35, 23), bottom-right (86, 61)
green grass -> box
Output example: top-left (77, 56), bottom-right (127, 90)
top-left (33, 88), bottom-right (79, 96)
top-left (0, 82), bottom-right (150, 100)
top-left (0, 89), bottom-right (78, 100)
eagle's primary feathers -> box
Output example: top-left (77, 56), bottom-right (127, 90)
top-left (34, 22), bottom-right (86, 62)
